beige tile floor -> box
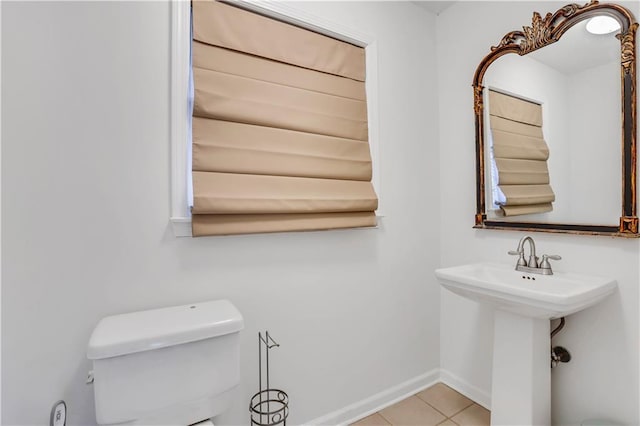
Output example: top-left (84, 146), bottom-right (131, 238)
top-left (350, 383), bottom-right (490, 426)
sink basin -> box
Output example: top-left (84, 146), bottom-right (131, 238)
top-left (436, 262), bottom-right (617, 319)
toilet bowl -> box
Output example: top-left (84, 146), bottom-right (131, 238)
top-left (87, 299), bottom-right (244, 425)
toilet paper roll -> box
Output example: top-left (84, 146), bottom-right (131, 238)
top-left (190, 420), bottom-right (214, 426)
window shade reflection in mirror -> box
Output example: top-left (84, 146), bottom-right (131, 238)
top-left (487, 89), bottom-right (555, 217)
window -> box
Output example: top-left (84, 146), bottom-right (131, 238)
top-left (170, 1), bottom-right (381, 237)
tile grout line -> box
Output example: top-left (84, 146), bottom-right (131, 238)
top-left (446, 401), bottom-right (477, 419)
top-left (377, 410), bottom-right (392, 425)
top-left (413, 391), bottom-right (475, 423)
top-left (414, 395), bottom-right (449, 419)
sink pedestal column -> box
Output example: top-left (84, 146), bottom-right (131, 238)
top-left (491, 310), bottom-right (550, 426)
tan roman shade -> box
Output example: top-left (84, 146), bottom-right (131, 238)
top-left (191, 1), bottom-right (377, 236)
top-left (488, 90), bottom-right (555, 216)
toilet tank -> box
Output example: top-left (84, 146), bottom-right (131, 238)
top-left (87, 300), bottom-right (244, 425)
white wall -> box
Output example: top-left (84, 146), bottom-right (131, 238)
top-left (1, 2), bottom-right (440, 425)
top-left (438, 2), bottom-right (639, 425)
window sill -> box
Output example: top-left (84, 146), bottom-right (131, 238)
top-left (170, 215), bottom-right (384, 237)
top-left (170, 217), bottom-right (194, 237)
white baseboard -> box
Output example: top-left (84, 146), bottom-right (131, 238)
top-left (439, 369), bottom-right (492, 410)
top-left (304, 369), bottom-right (440, 426)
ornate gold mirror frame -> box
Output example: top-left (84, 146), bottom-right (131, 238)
top-left (473, 1), bottom-right (638, 237)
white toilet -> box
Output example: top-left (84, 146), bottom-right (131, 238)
top-left (87, 299), bottom-right (244, 425)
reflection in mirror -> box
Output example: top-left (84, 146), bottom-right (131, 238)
top-left (486, 89), bottom-right (555, 218)
top-left (473, 1), bottom-right (638, 237)
top-left (483, 20), bottom-right (621, 225)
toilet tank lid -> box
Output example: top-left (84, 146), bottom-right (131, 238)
top-left (87, 299), bottom-right (244, 360)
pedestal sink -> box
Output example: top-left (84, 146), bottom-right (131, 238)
top-left (435, 262), bottom-right (617, 425)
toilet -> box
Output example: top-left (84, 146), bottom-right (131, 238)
top-left (87, 299), bottom-right (244, 425)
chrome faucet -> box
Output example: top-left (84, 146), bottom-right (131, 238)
top-left (508, 235), bottom-right (561, 275)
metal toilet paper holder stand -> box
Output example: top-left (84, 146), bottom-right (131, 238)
top-left (249, 331), bottom-right (289, 426)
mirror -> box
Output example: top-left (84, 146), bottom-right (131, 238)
top-left (473, 1), bottom-right (638, 237)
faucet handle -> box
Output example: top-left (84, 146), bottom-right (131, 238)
top-left (540, 254), bottom-right (561, 270)
top-left (508, 249), bottom-right (527, 267)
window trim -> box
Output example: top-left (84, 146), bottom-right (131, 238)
top-left (170, 0), bottom-right (381, 237)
